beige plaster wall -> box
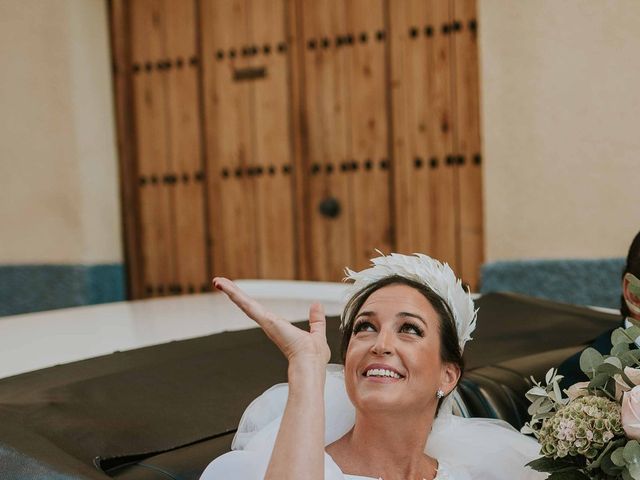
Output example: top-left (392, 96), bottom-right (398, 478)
top-left (2, 0), bottom-right (638, 267)
top-left (0, 0), bottom-right (122, 264)
top-left (479, 0), bottom-right (640, 261)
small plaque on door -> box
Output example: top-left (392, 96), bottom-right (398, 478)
top-left (233, 66), bottom-right (267, 82)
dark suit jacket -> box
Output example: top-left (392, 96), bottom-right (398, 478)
top-left (557, 317), bottom-right (626, 390)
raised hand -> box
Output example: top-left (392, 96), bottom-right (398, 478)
top-left (213, 277), bottom-right (329, 480)
top-left (212, 277), bottom-right (331, 366)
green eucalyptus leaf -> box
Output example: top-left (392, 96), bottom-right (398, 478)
top-left (526, 457), bottom-right (577, 473)
top-left (590, 438), bottom-right (626, 469)
top-left (597, 362), bottom-right (622, 375)
top-left (613, 342), bottom-right (632, 356)
top-left (626, 325), bottom-right (640, 341)
top-left (526, 386), bottom-right (548, 398)
top-left (628, 463), bottom-right (640, 480)
top-left (526, 457), bottom-right (556, 472)
top-left (614, 328), bottom-right (633, 346)
top-left (623, 440), bottom-right (640, 464)
top-left (552, 380), bottom-right (565, 404)
top-left (621, 372), bottom-right (636, 389)
top-left (528, 396), bottom-right (546, 415)
top-left (535, 411), bottom-right (556, 421)
top-left (589, 372), bottom-right (611, 389)
top-left (622, 350), bottom-right (640, 367)
top-left (600, 452), bottom-right (623, 475)
top-left (538, 401), bottom-right (556, 414)
top-left (580, 348), bottom-right (604, 377)
top-left (604, 356), bottom-right (624, 369)
top-left (612, 447), bottom-right (626, 467)
top-left (604, 382), bottom-right (618, 399)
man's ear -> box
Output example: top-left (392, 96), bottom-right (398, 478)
top-left (440, 362), bottom-right (461, 395)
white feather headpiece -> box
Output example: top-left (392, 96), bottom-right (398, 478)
top-left (343, 253), bottom-right (477, 351)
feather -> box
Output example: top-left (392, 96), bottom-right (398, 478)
top-left (343, 253), bottom-right (477, 352)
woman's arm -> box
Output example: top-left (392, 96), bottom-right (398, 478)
top-left (213, 279), bottom-right (329, 480)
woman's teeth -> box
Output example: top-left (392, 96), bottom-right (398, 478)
top-left (365, 368), bottom-right (401, 379)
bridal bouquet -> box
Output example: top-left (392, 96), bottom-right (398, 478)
top-left (523, 324), bottom-right (640, 479)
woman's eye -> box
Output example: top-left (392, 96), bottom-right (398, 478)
top-left (399, 323), bottom-right (424, 336)
top-left (353, 321), bottom-right (375, 334)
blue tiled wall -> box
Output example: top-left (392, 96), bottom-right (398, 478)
top-left (480, 258), bottom-right (625, 309)
top-left (0, 264), bottom-right (126, 317)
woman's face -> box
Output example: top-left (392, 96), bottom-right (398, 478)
top-left (344, 283), bottom-right (459, 414)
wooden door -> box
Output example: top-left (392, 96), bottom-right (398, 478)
top-left (200, 0), bottom-right (297, 280)
top-left (389, 0), bottom-right (458, 271)
top-left (126, 0), bottom-right (208, 296)
top-left (451, 0), bottom-right (484, 289)
top-left (164, 0), bottom-right (209, 294)
top-left (110, 0), bottom-right (484, 296)
top-left (297, 0), bottom-right (392, 281)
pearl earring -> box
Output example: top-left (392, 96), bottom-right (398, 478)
top-left (436, 389), bottom-right (445, 399)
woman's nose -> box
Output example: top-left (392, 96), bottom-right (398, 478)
top-left (371, 329), bottom-right (393, 356)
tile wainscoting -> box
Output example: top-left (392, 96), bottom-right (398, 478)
top-left (481, 258), bottom-right (625, 309)
top-left (0, 264), bottom-right (125, 316)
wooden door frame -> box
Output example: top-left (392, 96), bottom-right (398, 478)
top-left (108, 0), bottom-right (144, 299)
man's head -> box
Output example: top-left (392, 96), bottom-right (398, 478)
top-left (622, 231), bottom-right (640, 319)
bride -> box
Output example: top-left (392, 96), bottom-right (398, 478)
top-left (200, 253), bottom-right (545, 479)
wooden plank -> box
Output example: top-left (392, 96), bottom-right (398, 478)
top-left (300, 0), bottom-right (353, 281)
top-left (388, 0), bottom-right (413, 254)
top-left (389, 0), bottom-right (459, 269)
top-left (287, 0), bottom-right (309, 279)
top-left (409, 0), bottom-right (435, 259)
top-left (200, 0), bottom-right (258, 279)
top-left (425, 0), bottom-right (458, 270)
top-left (163, 0), bottom-right (209, 293)
top-left (108, 0), bottom-right (143, 299)
top-left (297, 0), bottom-right (326, 280)
top-left (452, 0), bottom-right (483, 289)
top-left (130, 0), bottom-right (176, 296)
top-left (248, 0), bottom-right (296, 279)
top-left (390, 0), bottom-right (485, 279)
top-left (344, 0), bottom-right (391, 271)
top-left (324, 0), bottom-right (353, 280)
top-left (389, 0), bottom-right (431, 256)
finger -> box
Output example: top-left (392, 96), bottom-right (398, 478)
top-left (308, 302), bottom-right (326, 339)
top-left (213, 277), bottom-right (279, 327)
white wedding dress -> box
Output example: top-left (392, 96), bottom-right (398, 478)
top-left (200, 365), bottom-right (545, 479)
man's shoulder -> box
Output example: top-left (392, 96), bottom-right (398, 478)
top-left (557, 323), bottom-right (624, 389)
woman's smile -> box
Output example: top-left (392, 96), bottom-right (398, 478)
top-left (362, 363), bottom-right (405, 382)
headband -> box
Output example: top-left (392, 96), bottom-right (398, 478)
top-left (343, 252), bottom-right (478, 351)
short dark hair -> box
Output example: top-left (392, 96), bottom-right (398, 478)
top-left (340, 275), bottom-right (465, 403)
top-left (622, 231), bottom-right (640, 317)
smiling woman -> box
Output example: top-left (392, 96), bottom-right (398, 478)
top-left (339, 276), bottom-right (464, 416)
top-left (343, 281), bottom-right (460, 423)
top-left (200, 253), bottom-right (545, 480)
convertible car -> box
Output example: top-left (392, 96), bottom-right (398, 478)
top-left (0, 284), bottom-right (620, 480)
